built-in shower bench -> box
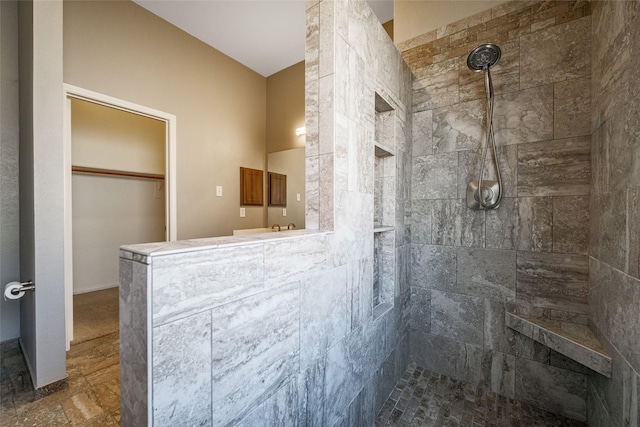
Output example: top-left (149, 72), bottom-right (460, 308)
top-left (506, 312), bottom-right (612, 378)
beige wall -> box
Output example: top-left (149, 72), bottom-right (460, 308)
top-left (267, 148), bottom-right (305, 229)
top-left (394, 0), bottom-right (506, 44)
top-left (382, 19), bottom-right (394, 41)
top-left (71, 99), bottom-right (165, 175)
top-left (71, 99), bottom-right (166, 293)
top-left (72, 174), bottom-right (165, 294)
top-left (64, 0), bottom-right (267, 239)
top-left (266, 61), bottom-right (305, 154)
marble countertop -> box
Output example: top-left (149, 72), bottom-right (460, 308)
top-left (120, 229), bottom-right (329, 257)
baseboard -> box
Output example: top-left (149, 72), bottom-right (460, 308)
top-left (72, 283), bottom-right (119, 295)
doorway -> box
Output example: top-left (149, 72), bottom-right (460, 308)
top-left (63, 84), bottom-right (177, 348)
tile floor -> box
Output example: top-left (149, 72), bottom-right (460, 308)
top-left (375, 363), bottom-right (586, 427)
top-left (1, 287), bottom-right (120, 426)
top-left (72, 287), bottom-right (119, 345)
top-left (1, 332), bottom-right (120, 426)
top-left (1, 300), bottom-right (587, 427)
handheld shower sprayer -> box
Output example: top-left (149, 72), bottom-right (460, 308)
top-left (466, 44), bottom-right (503, 210)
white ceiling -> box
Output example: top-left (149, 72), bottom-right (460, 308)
top-left (133, 0), bottom-right (394, 77)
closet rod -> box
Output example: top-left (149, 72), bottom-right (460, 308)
top-left (71, 166), bottom-right (164, 180)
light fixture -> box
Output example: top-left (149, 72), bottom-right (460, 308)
top-left (295, 127), bottom-right (306, 136)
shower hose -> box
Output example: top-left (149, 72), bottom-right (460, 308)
top-left (477, 66), bottom-right (503, 209)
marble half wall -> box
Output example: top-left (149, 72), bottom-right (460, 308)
top-left (119, 0), bottom-right (413, 425)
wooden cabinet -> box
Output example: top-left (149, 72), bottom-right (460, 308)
top-left (268, 172), bottom-right (287, 206)
top-left (240, 167), bottom-right (264, 206)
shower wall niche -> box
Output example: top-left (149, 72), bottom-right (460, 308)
top-left (373, 93), bottom-right (395, 315)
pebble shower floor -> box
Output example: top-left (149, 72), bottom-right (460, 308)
top-left (374, 364), bottom-right (586, 426)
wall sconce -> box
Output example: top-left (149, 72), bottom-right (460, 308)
top-left (295, 127), bottom-right (306, 136)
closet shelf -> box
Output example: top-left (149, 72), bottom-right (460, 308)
top-left (506, 311), bottom-right (612, 378)
top-left (72, 166), bottom-right (164, 181)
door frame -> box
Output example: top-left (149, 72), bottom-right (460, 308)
top-left (62, 84), bottom-right (177, 349)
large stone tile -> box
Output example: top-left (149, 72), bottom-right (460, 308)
top-left (347, 257), bottom-right (374, 332)
top-left (306, 156), bottom-right (320, 230)
top-left (514, 196), bottom-right (553, 252)
top-left (210, 283), bottom-right (300, 426)
top-left (608, 96), bottom-right (640, 192)
top-left (430, 290), bottom-right (484, 346)
top-left (333, 190), bottom-right (374, 266)
top-left (408, 331), bottom-right (514, 397)
top-left (591, 3), bottom-right (640, 130)
top-left (459, 38), bottom-right (520, 104)
top-left (629, 188), bottom-right (640, 280)
top-left (410, 331), bottom-right (469, 385)
top-left (432, 99), bottom-right (485, 153)
top-left (412, 109), bottom-right (433, 156)
top-left (410, 200), bottom-right (432, 245)
top-left (411, 153), bottom-right (457, 200)
top-left (589, 190), bottom-right (627, 274)
top-left (591, 122), bottom-right (609, 195)
top-left (119, 258), bottom-right (148, 427)
top-left (264, 235), bottom-right (328, 287)
top-left (456, 247), bottom-right (516, 302)
top-left (410, 244), bottom-right (456, 290)
top-left (409, 287), bottom-right (430, 333)
top-left (345, 381), bottom-right (375, 427)
top-left (373, 348), bottom-right (398, 416)
top-left (483, 300), bottom-right (550, 363)
top-left (300, 267), bottom-right (349, 368)
top-left (517, 136), bottom-right (590, 197)
top-left (236, 378), bottom-right (299, 427)
top-left (588, 346), bottom-right (639, 427)
top-left (457, 144), bottom-right (518, 199)
top-left (589, 259), bottom-right (640, 374)
top-left (485, 197), bottom-right (553, 252)
top-left (151, 244), bottom-right (264, 326)
top-left (591, 0), bottom-right (629, 67)
top-left (520, 16), bottom-right (590, 89)
top-left (588, 380), bottom-right (615, 427)
top-left (152, 311), bottom-right (211, 427)
top-left (554, 76), bottom-right (591, 139)
top-left (298, 357), bottom-right (326, 427)
top-left (324, 336), bottom-right (366, 426)
top-left (516, 252), bottom-right (589, 314)
top-left (515, 358), bottom-right (587, 421)
top-left (493, 85), bottom-right (553, 146)
top-left (552, 196), bottom-right (589, 255)
top-left (413, 57), bottom-right (459, 111)
top-left (319, 153), bottom-right (335, 230)
top-left (431, 199), bottom-right (485, 247)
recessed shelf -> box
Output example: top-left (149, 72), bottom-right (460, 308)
top-left (373, 225), bottom-right (394, 233)
top-left (374, 143), bottom-right (394, 158)
top-left (506, 311), bottom-right (612, 378)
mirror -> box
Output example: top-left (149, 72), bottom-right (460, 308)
top-left (267, 148), bottom-right (305, 229)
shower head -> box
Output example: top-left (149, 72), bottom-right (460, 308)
top-left (467, 44), bottom-right (501, 72)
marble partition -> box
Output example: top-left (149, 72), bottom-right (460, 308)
top-left (401, 0), bottom-right (595, 421)
top-left (119, 0), bottom-right (413, 425)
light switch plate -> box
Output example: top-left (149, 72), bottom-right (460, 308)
top-left (283, 208), bottom-right (287, 217)
top-left (216, 186), bottom-right (223, 197)
top-left (296, 193), bottom-right (301, 202)
top-left (240, 207), bottom-right (246, 217)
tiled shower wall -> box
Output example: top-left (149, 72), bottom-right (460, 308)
top-left (588, 1), bottom-right (640, 425)
top-left (400, 0), bottom-right (593, 421)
